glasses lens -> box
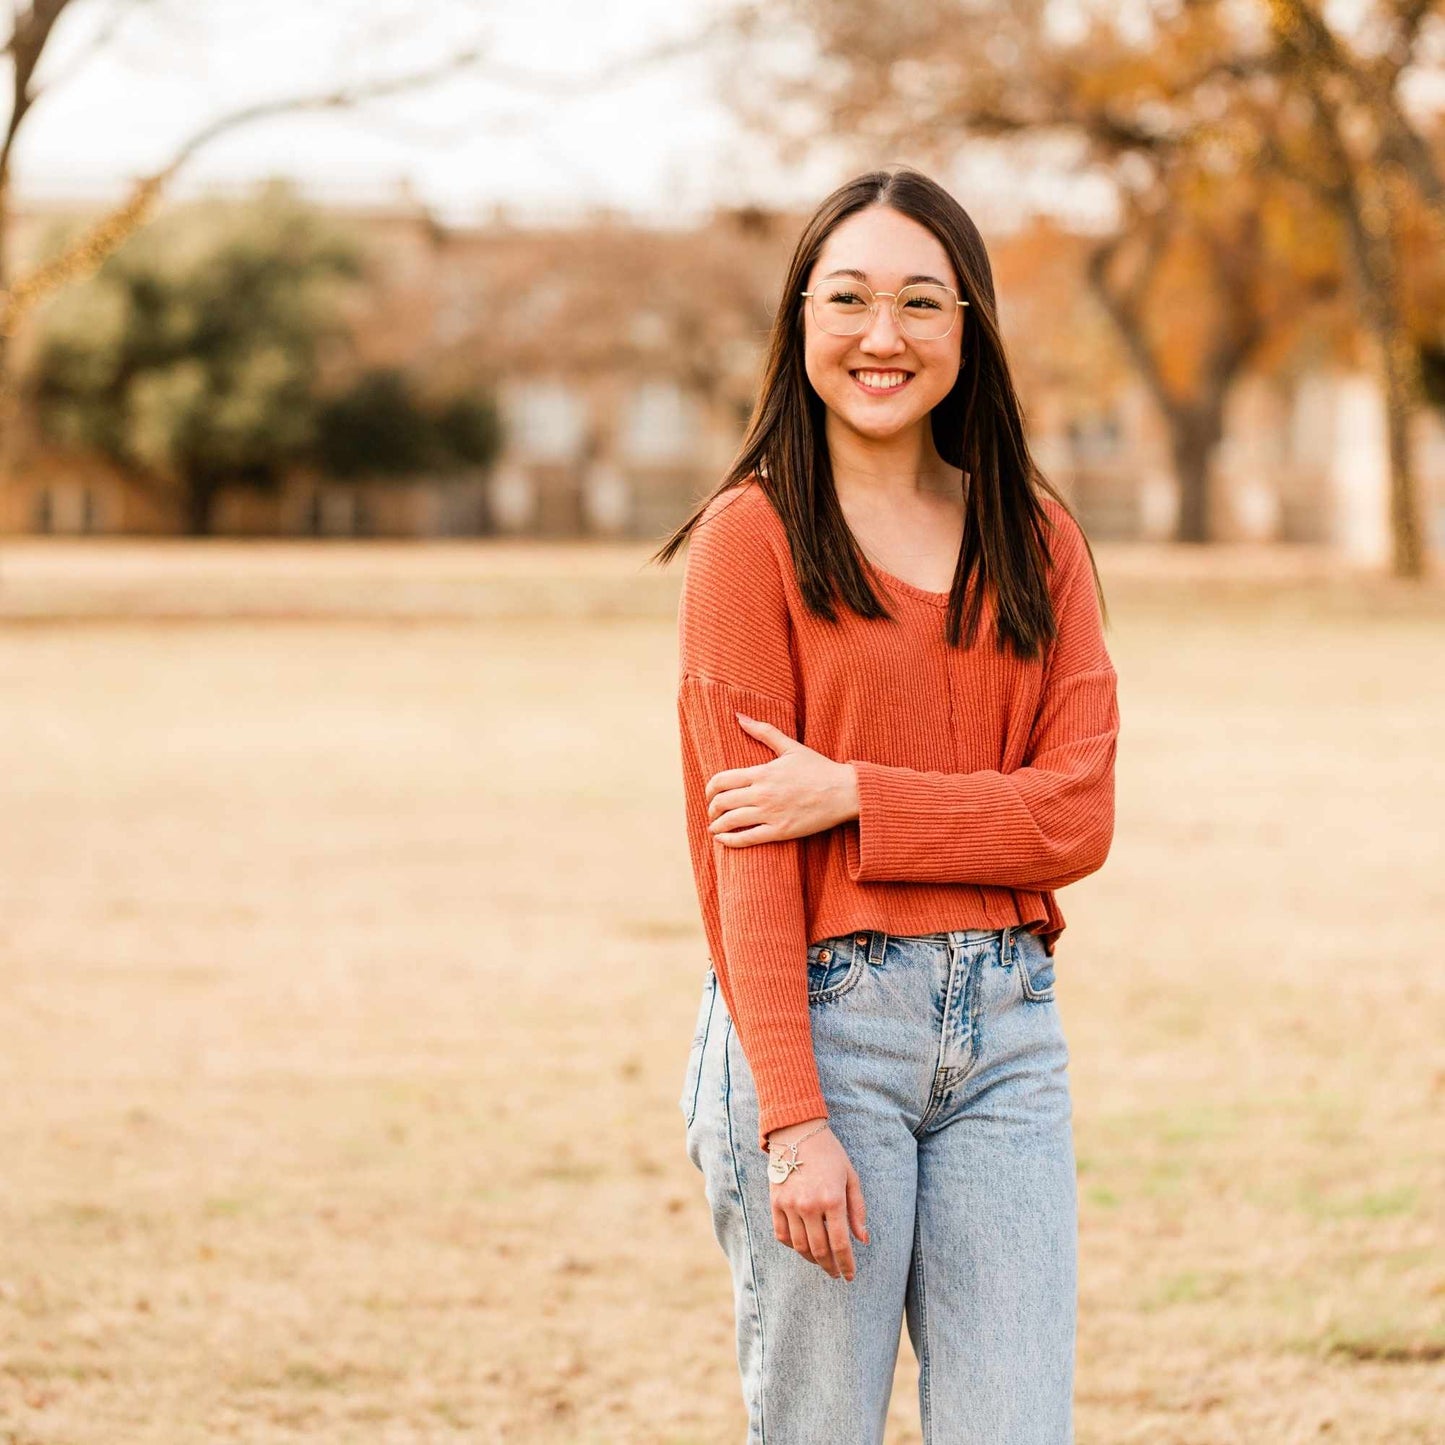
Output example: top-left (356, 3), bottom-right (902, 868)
top-left (896, 284), bottom-right (958, 340)
top-left (811, 281), bottom-right (873, 335)
top-left (809, 282), bottom-right (960, 338)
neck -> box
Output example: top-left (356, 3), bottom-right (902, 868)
top-left (825, 412), bottom-right (964, 503)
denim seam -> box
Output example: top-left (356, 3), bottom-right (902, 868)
top-left (918, 937), bottom-right (983, 1133)
top-left (683, 972), bottom-right (717, 1128)
top-left (723, 1015), bottom-right (768, 1443)
top-left (924, 938), bottom-right (962, 1124)
top-left (912, 1213), bottom-right (933, 1442)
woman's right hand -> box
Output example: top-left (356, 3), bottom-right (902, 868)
top-left (765, 1120), bottom-right (870, 1280)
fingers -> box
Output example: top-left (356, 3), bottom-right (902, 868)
top-left (703, 767), bottom-right (754, 806)
top-left (823, 1209), bottom-right (856, 1281)
top-left (774, 1200), bottom-right (856, 1279)
top-left (705, 781), bottom-right (754, 821)
top-left (772, 1199), bottom-right (790, 1247)
top-left (707, 804), bottom-right (764, 836)
top-left (847, 1168), bottom-right (870, 1245)
top-left (715, 824), bottom-right (779, 846)
top-left (785, 1210), bottom-right (813, 1263)
top-left (774, 1199), bottom-right (826, 1271)
top-left (803, 1209), bottom-right (839, 1277)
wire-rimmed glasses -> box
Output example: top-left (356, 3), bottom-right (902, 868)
top-left (800, 279), bottom-right (967, 340)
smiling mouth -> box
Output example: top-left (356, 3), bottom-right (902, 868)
top-left (850, 369), bottom-right (915, 395)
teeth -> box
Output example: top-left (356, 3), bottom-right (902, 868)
top-left (853, 370), bottom-right (909, 388)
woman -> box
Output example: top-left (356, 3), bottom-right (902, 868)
top-left (650, 166), bottom-right (1119, 1443)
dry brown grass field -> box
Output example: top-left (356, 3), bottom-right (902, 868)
top-left (0, 539), bottom-right (1442, 1444)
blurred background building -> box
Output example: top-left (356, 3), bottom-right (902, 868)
top-left (2, 0), bottom-right (1443, 573)
top-left (5, 183), bottom-right (1443, 558)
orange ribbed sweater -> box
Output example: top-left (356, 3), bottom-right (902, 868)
top-left (676, 479), bottom-right (1119, 1151)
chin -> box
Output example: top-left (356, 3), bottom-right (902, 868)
top-left (835, 401), bottom-right (931, 438)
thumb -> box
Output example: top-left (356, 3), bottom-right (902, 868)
top-left (846, 1168), bottom-right (869, 1244)
top-left (735, 712), bottom-right (794, 748)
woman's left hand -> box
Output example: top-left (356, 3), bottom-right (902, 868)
top-left (704, 714), bottom-right (860, 846)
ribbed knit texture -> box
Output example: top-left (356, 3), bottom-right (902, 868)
top-left (676, 478), bottom-right (1119, 1151)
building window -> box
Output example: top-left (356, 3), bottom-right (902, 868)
top-left (1067, 410), bottom-right (1122, 463)
top-left (505, 380), bottom-right (586, 462)
top-left (622, 380), bottom-right (698, 463)
top-left (35, 483), bottom-right (100, 534)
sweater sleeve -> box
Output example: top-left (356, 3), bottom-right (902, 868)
top-left (841, 509), bottom-right (1119, 890)
top-left (677, 487), bottom-right (827, 1151)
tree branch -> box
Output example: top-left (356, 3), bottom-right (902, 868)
top-left (0, 12), bottom-right (734, 333)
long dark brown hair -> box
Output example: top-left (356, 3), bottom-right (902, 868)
top-left (649, 165), bottom-right (1109, 659)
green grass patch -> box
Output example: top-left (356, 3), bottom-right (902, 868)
top-left (1297, 1184), bottom-right (1419, 1220)
top-left (1139, 1269), bottom-right (1241, 1311)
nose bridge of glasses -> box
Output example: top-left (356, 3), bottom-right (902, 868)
top-left (864, 293), bottom-right (907, 339)
top-left (831, 283), bottom-right (907, 341)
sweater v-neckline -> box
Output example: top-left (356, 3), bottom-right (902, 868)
top-left (861, 554), bottom-right (952, 607)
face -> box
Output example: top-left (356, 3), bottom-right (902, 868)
top-left (801, 205), bottom-right (964, 444)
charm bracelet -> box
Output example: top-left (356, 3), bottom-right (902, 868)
top-left (766, 1120), bottom-right (830, 1184)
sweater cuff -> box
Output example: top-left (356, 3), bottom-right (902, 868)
top-left (843, 757), bottom-right (986, 882)
top-left (756, 1091), bottom-right (830, 1154)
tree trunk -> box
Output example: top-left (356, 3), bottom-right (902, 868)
top-left (1084, 232), bottom-right (1254, 549)
top-left (186, 483), bottom-right (215, 538)
top-left (1380, 326), bottom-right (1426, 576)
top-left (1168, 406), bottom-right (1223, 544)
top-left (0, 195), bottom-right (19, 497)
top-left (1335, 164), bottom-right (1427, 577)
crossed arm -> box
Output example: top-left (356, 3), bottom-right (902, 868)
top-left (704, 664), bottom-right (1118, 895)
top-left (703, 504), bottom-right (1119, 893)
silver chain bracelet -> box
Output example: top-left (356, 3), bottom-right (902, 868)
top-left (766, 1120), bottom-right (830, 1184)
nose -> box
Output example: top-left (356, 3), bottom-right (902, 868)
top-left (857, 299), bottom-right (907, 356)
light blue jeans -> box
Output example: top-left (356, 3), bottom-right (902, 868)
top-left (679, 926), bottom-right (1077, 1444)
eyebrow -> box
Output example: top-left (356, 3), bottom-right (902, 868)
top-left (820, 267), bottom-right (953, 287)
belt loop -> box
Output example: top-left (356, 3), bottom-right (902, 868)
top-left (869, 930), bottom-right (887, 966)
top-left (1000, 924), bottom-right (1013, 966)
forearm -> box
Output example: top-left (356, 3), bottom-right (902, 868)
top-left (841, 751), bottom-right (1116, 888)
top-left (837, 665), bottom-right (1119, 889)
top-left (713, 836), bottom-right (828, 1146)
top-left (681, 675), bottom-right (829, 1150)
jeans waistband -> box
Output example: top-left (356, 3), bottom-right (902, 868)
top-left (852, 926), bottom-right (1014, 954)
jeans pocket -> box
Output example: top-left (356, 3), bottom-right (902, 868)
top-left (1013, 928), bottom-right (1057, 1002)
top-left (679, 965), bottom-right (717, 1128)
top-left (806, 935), bottom-right (865, 1003)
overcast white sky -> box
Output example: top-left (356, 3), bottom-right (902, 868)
top-left (11, 0), bottom-right (1117, 231)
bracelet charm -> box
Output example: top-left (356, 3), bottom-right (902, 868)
top-left (765, 1119), bottom-right (829, 1185)
top-left (767, 1152), bottom-right (799, 1184)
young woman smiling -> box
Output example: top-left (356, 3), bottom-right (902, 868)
top-left (651, 166), bottom-right (1119, 1443)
